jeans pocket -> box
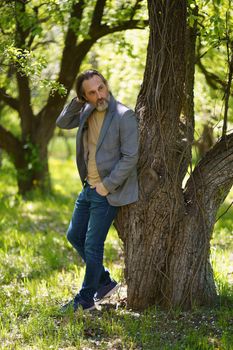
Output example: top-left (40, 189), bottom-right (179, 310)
top-left (94, 188), bottom-right (107, 199)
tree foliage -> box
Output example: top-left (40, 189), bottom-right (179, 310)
top-left (0, 0), bottom-right (148, 193)
top-left (195, 0), bottom-right (233, 136)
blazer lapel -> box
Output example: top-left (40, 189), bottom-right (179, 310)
top-left (96, 94), bottom-right (116, 152)
top-left (80, 103), bottom-right (95, 128)
top-left (76, 103), bottom-right (94, 152)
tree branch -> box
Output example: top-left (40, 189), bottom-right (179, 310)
top-left (57, 0), bottom-right (85, 90)
top-left (14, 1), bottom-right (35, 138)
top-left (89, 19), bottom-right (149, 40)
top-left (36, 8), bottom-right (148, 143)
top-left (31, 39), bottom-right (57, 50)
top-left (184, 133), bottom-right (233, 220)
top-left (89, 0), bottom-right (107, 33)
top-left (196, 38), bottom-right (233, 97)
top-left (130, 0), bottom-right (144, 20)
top-left (0, 88), bottom-right (19, 111)
top-left (222, 40), bottom-right (233, 138)
top-left (196, 57), bottom-right (231, 92)
top-left (36, 0), bottom-right (86, 140)
top-left (179, 5), bottom-right (198, 181)
top-left (216, 200), bottom-right (233, 222)
top-left (15, 1), bottom-right (29, 48)
top-left (16, 72), bottom-right (34, 138)
top-left (0, 125), bottom-right (22, 157)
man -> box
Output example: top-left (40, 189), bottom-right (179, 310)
top-left (56, 69), bottom-right (138, 311)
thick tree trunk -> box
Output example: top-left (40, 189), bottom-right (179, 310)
top-left (116, 0), bottom-right (233, 310)
top-left (0, 124), bottom-right (50, 194)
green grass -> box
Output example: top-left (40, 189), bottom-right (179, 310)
top-left (0, 151), bottom-right (232, 350)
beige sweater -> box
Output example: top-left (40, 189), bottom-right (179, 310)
top-left (87, 110), bottom-right (105, 186)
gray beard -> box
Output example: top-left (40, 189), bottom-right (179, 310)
top-left (96, 100), bottom-right (109, 112)
top-left (95, 93), bottom-right (110, 112)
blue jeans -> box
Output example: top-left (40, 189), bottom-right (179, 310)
top-left (66, 182), bottom-right (118, 302)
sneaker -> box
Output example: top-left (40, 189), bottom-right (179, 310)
top-left (94, 280), bottom-right (119, 303)
top-left (61, 294), bottom-right (95, 312)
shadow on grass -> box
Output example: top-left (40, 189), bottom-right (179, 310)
top-left (0, 223), bottom-right (121, 287)
top-left (55, 298), bottom-right (233, 350)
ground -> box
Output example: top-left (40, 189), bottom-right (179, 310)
top-left (0, 144), bottom-right (232, 349)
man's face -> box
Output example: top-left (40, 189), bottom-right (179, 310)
top-left (82, 75), bottom-right (110, 112)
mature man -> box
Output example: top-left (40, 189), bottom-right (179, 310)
top-left (56, 69), bottom-right (138, 311)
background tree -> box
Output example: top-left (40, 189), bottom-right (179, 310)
top-left (194, 0), bottom-right (233, 158)
top-left (0, 0), bottom-right (147, 194)
top-left (116, 0), bottom-right (233, 310)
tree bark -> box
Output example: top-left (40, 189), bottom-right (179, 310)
top-left (116, 0), bottom-right (233, 310)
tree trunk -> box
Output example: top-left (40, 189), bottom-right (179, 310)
top-left (116, 0), bottom-right (233, 311)
top-left (14, 141), bottom-right (50, 195)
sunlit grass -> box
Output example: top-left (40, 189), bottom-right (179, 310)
top-left (0, 150), bottom-right (232, 349)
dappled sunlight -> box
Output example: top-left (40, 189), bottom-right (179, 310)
top-left (0, 0), bottom-right (232, 347)
top-left (49, 157), bottom-right (81, 197)
top-left (0, 161), bottom-right (233, 349)
top-left (0, 142), bottom-right (232, 349)
top-left (211, 220), bottom-right (233, 292)
top-left (211, 199), bottom-right (233, 301)
top-left (0, 138), bottom-right (232, 349)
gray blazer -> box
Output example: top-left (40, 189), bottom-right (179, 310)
top-left (56, 93), bottom-right (139, 206)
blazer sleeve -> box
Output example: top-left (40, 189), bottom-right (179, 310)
top-left (56, 97), bottom-right (85, 129)
top-left (102, 110), bottom-right (139, 193)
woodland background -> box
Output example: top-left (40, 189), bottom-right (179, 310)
top-left (0, 0), bottom-right (232, 349)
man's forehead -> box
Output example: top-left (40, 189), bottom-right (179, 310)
top-left (83, 75), bottom-right (105, 91)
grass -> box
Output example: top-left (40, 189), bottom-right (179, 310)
top-left (0, 149), bottom-right (232, 349)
